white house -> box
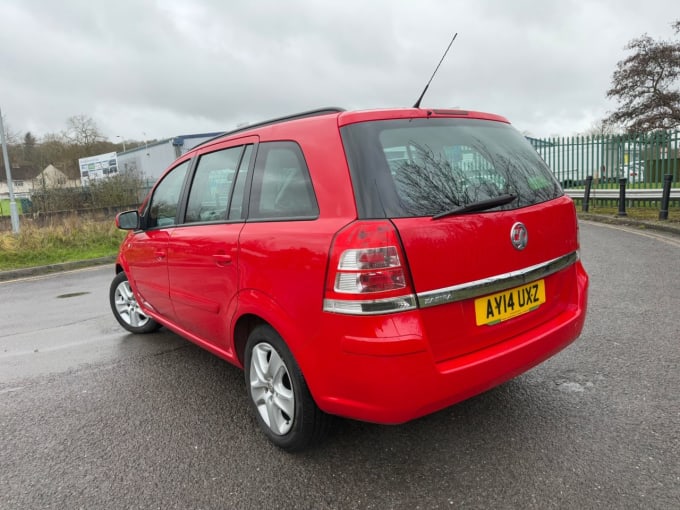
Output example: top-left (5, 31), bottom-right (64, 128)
top-left (0, 164), bottom-right (79, 199)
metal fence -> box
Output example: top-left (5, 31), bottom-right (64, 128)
top-left (529, 130), bottom-right (680, 189)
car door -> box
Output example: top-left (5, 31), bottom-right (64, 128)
top-left (166, 139), bottom-right (256, 349)
top-left (124, 159), bottom-right (191, 320)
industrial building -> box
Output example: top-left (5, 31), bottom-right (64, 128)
top-left (80, 132), bottom-right (223, 186)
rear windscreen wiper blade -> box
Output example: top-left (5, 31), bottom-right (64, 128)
top-left (432, 194), bottom-right (517, 220)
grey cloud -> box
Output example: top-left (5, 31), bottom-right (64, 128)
top-left (1, 0), bottom-right (678, 140)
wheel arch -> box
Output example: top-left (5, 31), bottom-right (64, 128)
top-left (232, 289), bottom-right (311, 375)
top-left (232, 313), bottom-right (268, 368)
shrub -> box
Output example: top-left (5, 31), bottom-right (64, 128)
top-left (30, 172), bottom-right (145, 213)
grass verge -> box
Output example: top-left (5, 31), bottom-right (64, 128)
top-left (578, 204), bottom-right (680, 223)
top-left (0, 217), bottom-right (126, 271)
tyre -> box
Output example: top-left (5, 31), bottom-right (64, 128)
top-left (109, 272), bottom-right (161, 334)
top-left (244, 325), bottom-right (331, 451)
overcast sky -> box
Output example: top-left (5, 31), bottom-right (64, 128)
top-left (1, 0), bottom-right (678, 142)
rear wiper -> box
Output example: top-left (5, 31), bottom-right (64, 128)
top-left (432, 194), bottom-right (517, 220)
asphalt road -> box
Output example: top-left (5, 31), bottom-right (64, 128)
top-left (1, 222), bottom-right (679, 509)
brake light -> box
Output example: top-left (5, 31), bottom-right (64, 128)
top-left (336, 247), bottom-right (406, 293)
top-left (324, 221), bottom-right (417, 315)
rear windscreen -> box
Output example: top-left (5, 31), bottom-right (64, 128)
top-left (340, 118), bottom-right (562, 218)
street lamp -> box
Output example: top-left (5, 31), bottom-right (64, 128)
top-left (116, 135), bottom-right (126, 152)
top-left (0, 106), bottom-right (19, 233)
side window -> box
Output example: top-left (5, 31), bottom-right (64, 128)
top-left (249, 142), bottom-right (318, 220)
top-left (147, 160), bottom-right (190, 228)
top-left (228, 145), bottom-right (253, 220)
top-left (185, 146), bottom-right (244, 223)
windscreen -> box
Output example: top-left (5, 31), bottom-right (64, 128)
top-left (341, 118), bottom-right (562, 218)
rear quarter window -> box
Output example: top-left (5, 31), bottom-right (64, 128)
top-left (248, 141), bottom-right (319, 221)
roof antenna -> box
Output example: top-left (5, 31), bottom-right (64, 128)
top-left (413, 33), bottom-right (458, 109)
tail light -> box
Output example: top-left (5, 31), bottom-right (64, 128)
top-left (323, 221), bottom-right (417, 315)
top-left (573, 202), bottom-right (581, 260)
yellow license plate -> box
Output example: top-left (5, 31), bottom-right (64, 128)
top-left (474, 279), bottom-right (546, 326)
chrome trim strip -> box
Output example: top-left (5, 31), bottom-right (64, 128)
top-left (323, 295), bottom-right (417, 315)
top-left (417, 251), bottom-right (578, 309)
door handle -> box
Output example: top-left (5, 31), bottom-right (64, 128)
top-left (213, 253), bottom-right (232, 266)
top-left (154, 250), bottom-right (166, 260)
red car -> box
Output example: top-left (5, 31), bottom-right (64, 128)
top-left (111, 107), bottom-right (588, 451)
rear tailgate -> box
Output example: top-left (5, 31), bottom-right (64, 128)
top-left (393, 196), bottom-right (580, 363)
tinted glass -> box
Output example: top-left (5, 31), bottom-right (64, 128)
top-left (147, 160), bottom-right (190, 228)
top-left (341, 118), bottom-right (562, 218)
top-left (185, 146), bottom-right (243, 223)
top-left (249, 142), bottom-right (319, 220)
top-left (228, 144), bottom-right (253, 220)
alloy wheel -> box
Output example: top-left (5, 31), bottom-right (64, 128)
top-left (249, 342), bottom-right (295, 435)
top-left (114, 279), bottom-right (151, 329)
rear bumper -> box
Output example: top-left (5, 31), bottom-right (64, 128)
top-left (310, 262), bottom-right (588, 424)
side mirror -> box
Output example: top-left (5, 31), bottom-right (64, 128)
top-left (115, 210), bottom-right (140, 230)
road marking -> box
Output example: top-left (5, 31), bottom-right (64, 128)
top-left (581, 220), bottom-right (680, 249)
top-left (0, 336), bottom-right (109, 359)
top-left (0, 386), bottom-right (25, 395)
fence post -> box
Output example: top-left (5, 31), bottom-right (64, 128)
top-left (659, 174), bottom-right (673, 220)
top-left (617, 178), bottom-right (627, 217)
top-left (582, 175), bottom-right (593, 212)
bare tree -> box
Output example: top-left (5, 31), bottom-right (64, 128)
top-left (581, 118), bottom-right (625, 136)
top-left (605, 21), bottom-right (680, 133)
top-left (0, 113), bottom-right (21, 144)
top-left (39, 132), bottom-right (68, 165)
top-left (62, 114), bottom-right (106, 148)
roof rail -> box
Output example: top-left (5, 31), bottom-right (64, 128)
top-left (194, 107), bottom-right (345, 149)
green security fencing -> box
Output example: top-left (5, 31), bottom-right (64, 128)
top-left (528, 130), bottom-right (680, 189)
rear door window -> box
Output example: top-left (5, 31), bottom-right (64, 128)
top-left (184, 145), bottom-right (249, 223)
top-left (228, 144), bottom-right (253, 220)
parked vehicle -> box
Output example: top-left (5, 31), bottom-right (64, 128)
top-left (555, 168), bottom-right (585, 188)
top-left (110, 107), bottom-right (589, 451)
top-left (617, 161), bottom-right (645, 183)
